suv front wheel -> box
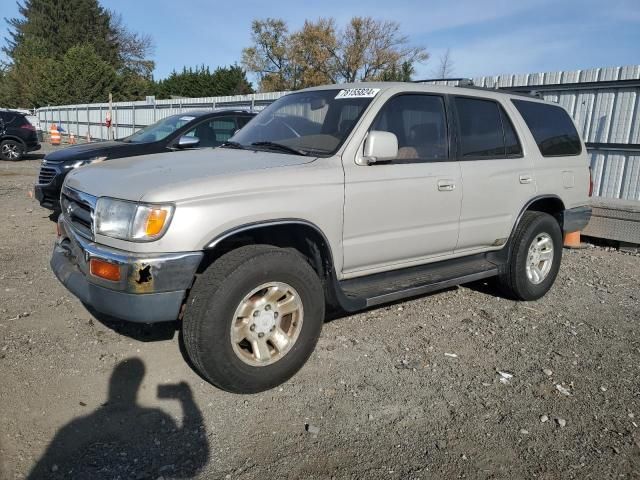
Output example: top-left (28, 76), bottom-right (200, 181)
top-left (498, 211), bottom-right (563, 300)
top-left (0, 140), bottom-right (25, 161)
top-left (182, 245), bottom-right (325, 393)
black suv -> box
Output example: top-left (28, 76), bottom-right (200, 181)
top-left (35, 109), bottom-right (256, 212)
top-left (0, 110), bottom-right (41, 161)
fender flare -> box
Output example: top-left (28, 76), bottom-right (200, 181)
top-left (204, 219), bottom-right (365, 312)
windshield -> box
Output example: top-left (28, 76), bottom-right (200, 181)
top-left (229, 89), bottom-right (376, 156)
top-left (121, 114), bottom-right (198, 143)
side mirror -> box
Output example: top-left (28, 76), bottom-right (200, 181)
top-left (360, 131), bottom-right (398, 165)
top-left (177, 135), bottom-right (200, 149)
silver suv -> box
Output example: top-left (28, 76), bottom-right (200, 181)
top-left (51, 83), bottom-right (592, 393)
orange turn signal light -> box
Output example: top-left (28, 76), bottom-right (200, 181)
top-left (145, 209), bottom-right (169, 237)
top-left (90, 259), bottom-right (121, 282)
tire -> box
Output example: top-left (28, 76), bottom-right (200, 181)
top-left (183, 245), bottom-right (325, 393)
top-left (497, 211), bottom-right (563, 301)
top-left (0, 140), bottom-right (25, 161)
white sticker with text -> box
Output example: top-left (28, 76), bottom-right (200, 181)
top-left (335, 88), bottom-right (380, 99)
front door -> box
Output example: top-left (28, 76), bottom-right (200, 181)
top-left (342, 94), bottom-right (462, 275)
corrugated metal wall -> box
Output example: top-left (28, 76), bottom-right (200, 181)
top-left (37, 92), bottom-right (287, 141)
top-left (37, 65), bottom-right (640, 202)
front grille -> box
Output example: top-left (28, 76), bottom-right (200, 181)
top-left (61, 187), bottom-right (96, 240)
top-left (38, 166), bottom-right (57, 185)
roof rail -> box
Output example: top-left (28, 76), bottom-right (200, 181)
top-left (412, 77), bottom-right (544, 99)
top-left (412, 77), bottom-right (474, 86)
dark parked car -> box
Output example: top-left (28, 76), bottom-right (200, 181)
top-left (0, 110), bottom-right (41, 161)
top-left (35, 109), bottom-right (256, 211)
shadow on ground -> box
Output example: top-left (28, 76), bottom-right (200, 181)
top-left (27, 358), bottom-right (209, 479)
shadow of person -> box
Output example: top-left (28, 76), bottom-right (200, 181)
top-left (27, 358), bottom-right (209, 479)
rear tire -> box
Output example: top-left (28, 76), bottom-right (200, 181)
top-left (0, 140), bottom-right (24, 161)
top-left (498, 211), bottom-right (562, 300)
top-left (182, 245), bottom-right (325, 393)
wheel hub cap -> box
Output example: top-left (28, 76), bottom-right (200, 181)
top-left (230, 282), bottom-right (304, 367)
top-left (526, 232), bottom-right (554, 285)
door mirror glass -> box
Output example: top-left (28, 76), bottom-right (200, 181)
top-left (361, 130), bottom-right (398, 165)
top-left (177, 135), bottom-right (200, 148)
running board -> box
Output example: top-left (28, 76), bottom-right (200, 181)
top-left (338, 255), bottom-right (499, 309)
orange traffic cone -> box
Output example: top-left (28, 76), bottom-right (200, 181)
top-left (50, 125), bottom-right (60, 146)
top-left (69, 132), bottom-right (76, 144)
top-left (563, 231), bottom-right (583, 248)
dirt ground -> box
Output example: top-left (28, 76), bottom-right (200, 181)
top-left (1, 147), bottom-right (639, 480)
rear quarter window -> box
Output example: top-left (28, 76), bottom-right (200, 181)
top-left (512, 100), bottom-right (582, 156)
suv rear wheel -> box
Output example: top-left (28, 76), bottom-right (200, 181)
top-left (498, 211), bottom-right (562, 300)
top-left (182, 245), bottom-right (325, 393)
top-left (0, 140), bottom-right (25, 161)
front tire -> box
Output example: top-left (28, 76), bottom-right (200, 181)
top-left (0, 140), bottom-right (25, 161)
top-left (498, 211), bottom-right (562, 300)
top-left (183, 245), bottom-right (325, 393)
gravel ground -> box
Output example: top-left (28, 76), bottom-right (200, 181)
top-left (1, 149), bottom-right (639, 479)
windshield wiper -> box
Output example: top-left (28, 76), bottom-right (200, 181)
top-left (220, 141), bottom-right (246, 150)
top-left (250, 141), bottom-right (307, 156)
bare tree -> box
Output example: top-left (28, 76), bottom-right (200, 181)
top-left (434, 48), bottom-right (455, 78)
top-left (242, 17), bottom-right (429, 91)
top-left (108, 11), bottom-right (155, 78)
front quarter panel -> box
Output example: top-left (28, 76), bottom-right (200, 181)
top-left (95, 156), bottom-right (346, 274)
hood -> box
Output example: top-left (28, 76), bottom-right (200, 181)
top-left (64, 147), bottom-right (316, 202)
top-left (44, 141), bottom-right (130, 163)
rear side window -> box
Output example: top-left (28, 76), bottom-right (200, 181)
top-left (512, 100), bottom-right (581, 156)
top-left (455, 97), bottom-right (522, 159)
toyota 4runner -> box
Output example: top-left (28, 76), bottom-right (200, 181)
top-left (51, 83), bottom-right (592, 393)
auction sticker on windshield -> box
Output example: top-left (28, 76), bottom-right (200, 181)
top-left (335, 88), bottom-right (380, 99)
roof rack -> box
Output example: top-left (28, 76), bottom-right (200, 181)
top-left (412, 77), bottom-right (474, 86)
top-left (412, 77), bottom-right (543, 99)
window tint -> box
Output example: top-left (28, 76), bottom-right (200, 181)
top-left (500, 108), bottom-right (522, 156)
top-left (236, 116), bottom-right (252, 129)
top-left (185, 117), bottom-right (237, 147)
top-left (455, 97), bottom-right (505, 158)
top-left (512, 100), bottom-right (581, 156)
top-left (371, 94), bottom-right (448, 161)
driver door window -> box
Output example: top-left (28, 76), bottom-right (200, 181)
top-left (184, 117), bottom-right (237, 148)
top-left (370, 94), bottom-right (449, 162)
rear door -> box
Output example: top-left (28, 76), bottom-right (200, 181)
top-left (453, 96), bottom-right (536, 252)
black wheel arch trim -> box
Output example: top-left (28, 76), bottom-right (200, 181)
top-left (491, 194), bottom-right (566, 265)
top-left (204, 219), bottom-right (366, 313)
top-left (1, 135), bottom-right (27, 149)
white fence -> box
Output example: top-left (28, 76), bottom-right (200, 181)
top-left (37, 65), bottom-right (640, 201)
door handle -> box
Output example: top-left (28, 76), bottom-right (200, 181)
top-left (519, 174), bottom-right (533, 184)
top-left (437, 180), bottom-right (456, 191)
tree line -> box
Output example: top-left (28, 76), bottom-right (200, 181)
top-left (0, 1), bottom-right (433, 108)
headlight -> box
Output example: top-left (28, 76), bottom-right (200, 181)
top-left (65, 156), bottom-right (107, 169)
top-left (94, 197), bottom-right (174, 241)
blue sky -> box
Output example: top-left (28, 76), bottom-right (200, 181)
top-left (2, 0), bottom-right (639, 83)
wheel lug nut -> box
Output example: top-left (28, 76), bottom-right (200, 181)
top-left (265, 305), bottom-right (271, 311)
top-left (258, 332), bottom-right (264, 338)
top-left (273, 312), bottom-right (278, 318)
top-left (253, 311), bottom-right (260, 317)
top-left (250, 324), bottom-right (256, 331)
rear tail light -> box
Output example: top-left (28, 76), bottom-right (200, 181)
top-left (588, 167), bottom-right (593, 197)
top-left (20, 123), bottom-right (36, 131)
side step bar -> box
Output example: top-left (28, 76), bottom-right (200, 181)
top-left (336, 254), bottom-right (500, 310)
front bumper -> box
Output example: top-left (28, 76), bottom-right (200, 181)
top-left (51, 217), bottom-right (203, 323)
top-left (562, 205), bottom-right (592, 233)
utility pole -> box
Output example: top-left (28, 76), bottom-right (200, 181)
top-left (107, 93), bottom-right (113, 140)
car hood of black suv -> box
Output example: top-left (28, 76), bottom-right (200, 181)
top-left (43, 140), bottom-right (149, 164)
